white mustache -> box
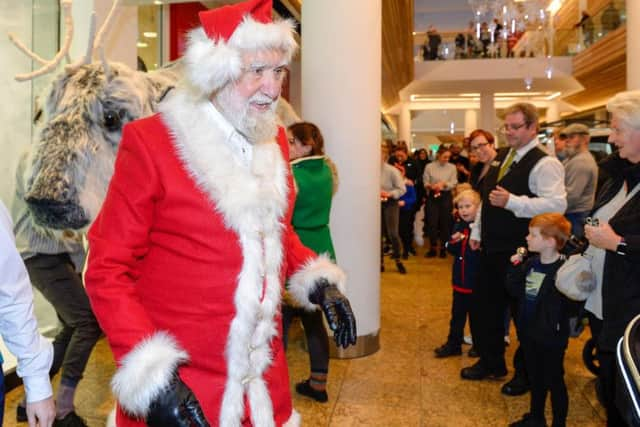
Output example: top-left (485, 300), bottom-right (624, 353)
top-left (250, 94), bottom-right (276, 106)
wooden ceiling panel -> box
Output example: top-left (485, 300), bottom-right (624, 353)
top-left (381, 0), bottom-right (414, 111)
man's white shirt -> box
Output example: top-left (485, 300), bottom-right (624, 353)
top-left (471, 138), bottom-right (567, 241)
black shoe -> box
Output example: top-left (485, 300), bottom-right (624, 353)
top-left (509, 413), bottom-right (547, 427)
top-left (501, 375), bottom-right (530, 396)
top-left (468, 347), bottom-right (479, 358)
top-left (53, 412), bottom-right (89, 427)
top-left (434, 343), bottom-right (462, 358)
top-left (396, 261), bottom-right (407, 274)
top-left (439, 249), bottom-right (447, 258)
top-left (296, 379), bottom-right (328, 403)
top-left (408, 248), bottom-right (417, 256)
top-left (460, 360), bottom-right (507, 381)
top-left (402, 253), bottom-right (409, 260)
top-left (425, 249), bottom-right (437, 258)
top-left (16, 405), bottom-right (27, 422)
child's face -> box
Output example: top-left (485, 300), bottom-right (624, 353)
top-left (457, 197), bottom-right (478, 222)
top-left (526, 227), bottom-right (556, 253)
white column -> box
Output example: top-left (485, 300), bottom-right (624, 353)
top-left (546, 102), bottom-right (560, 123)
top-left (301, 0), bottom-right (381, 357)
top-left (464, 109), bottom-right (478, 136)
top-left (627, 0), bottom-right (640, 90)
top-left (398, 103), bottom-right (412, 145)
top-left (479, 92), bottom-right (495, 133)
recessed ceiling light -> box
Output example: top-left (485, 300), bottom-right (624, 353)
top-left (137, 41), bottom-right (148, 48)
top-left (153, 0), bottom-right (163, 5)
top-left (143, 31), bottom-right (157, 38)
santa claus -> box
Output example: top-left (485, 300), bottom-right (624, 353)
top-left (84, 0), bottom-right (356, 426)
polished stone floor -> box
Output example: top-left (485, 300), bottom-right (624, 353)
top-left (5, 252), bottom-right (606, 426)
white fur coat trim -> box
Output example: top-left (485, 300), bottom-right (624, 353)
top-left (159, 91), bottom-right (288, 427)
top-left (183, 17), bottom-right (297, 97)
top-left (111, 331), bottom-right (188, 417)
top-left (288, 253), bottom-right (346, 311)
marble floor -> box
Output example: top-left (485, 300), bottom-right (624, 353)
top-left (4, 252), bottom-right (606, 426)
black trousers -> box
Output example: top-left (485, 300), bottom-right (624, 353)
top-left (599, 350), bottom-right (629, 426)
top-left (425, 192), bottom-right (453, 249)
top-left (470, 250), bottom-right (510, 372)
top-left (524, 338), bottom-right (569, 426)
top-left (447, 290), bottom-right (472, 348)
top-left (398, 208), bottom-right (414, 256)
top-left (381, 200), bottom-right (401, 260)
top-left (282, 305), bottom-right (329, 374)
top-left (25, 254), bottom-right (102, 386)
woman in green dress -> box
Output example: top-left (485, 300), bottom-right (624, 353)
top-left (283, 122), bottom-right (338, 403)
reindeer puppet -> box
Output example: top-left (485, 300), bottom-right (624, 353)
top-left (11, 0), bottom-right (300, 233)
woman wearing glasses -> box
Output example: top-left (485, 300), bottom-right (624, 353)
top-left (468, 129), bottom-right (498, 191)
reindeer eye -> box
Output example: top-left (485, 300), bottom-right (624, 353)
top-left (103, 110), bottom-right (122, 132)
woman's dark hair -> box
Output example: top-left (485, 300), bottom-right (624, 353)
top-left (288, 122), bottom-right (325, 156)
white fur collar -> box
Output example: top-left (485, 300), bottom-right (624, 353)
top-left (158, 90), bottom-right (288, 427)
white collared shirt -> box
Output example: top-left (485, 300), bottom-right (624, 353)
top-left (0, 201), bottom-right (53, 403)
top-left (471, 138), bottom-right (567, 241)
top-left (206, 102), bottom-right (253, 168)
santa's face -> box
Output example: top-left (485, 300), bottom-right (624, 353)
top-left (215, 48), bottom-right (288, 143)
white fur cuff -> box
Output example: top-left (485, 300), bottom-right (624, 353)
top-left (283, 409), bottom-right (301, 427)
top-left (111, 331), bottom-right (189, 417)
top-left (287, 254), bottom-right (346, 310)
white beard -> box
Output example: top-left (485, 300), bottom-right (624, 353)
top-left (215, 85), bottom-right (278, 144)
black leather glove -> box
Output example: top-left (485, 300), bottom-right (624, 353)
top-left (309, 278), bottom-right (357, 348)
top-left (146, 374), bottom-right (210, 427)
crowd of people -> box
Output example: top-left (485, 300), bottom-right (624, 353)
top-left (381, 95), bottom-right (640, 426)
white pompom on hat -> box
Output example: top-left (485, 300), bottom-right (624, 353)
top-left (183, 0), bottom-right (298, 96)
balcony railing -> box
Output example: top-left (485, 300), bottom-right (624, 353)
top-left (414, 1), bottom-right (625, 62)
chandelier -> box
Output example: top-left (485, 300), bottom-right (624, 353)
top-left (468, 0), bottom-right (550, 37)
top-left (467, 0), bottom-right (558, 89)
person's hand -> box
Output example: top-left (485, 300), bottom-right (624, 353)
top-left (450, 232), bottom-right (464, 243)
top-left (489, 185), bottom-right (510, 208)
top-left (26, 397), bottom-right (55, 427)
top-left (469, 239), bottom-right (481, 250)
top-left (309, 279), bottom-right (357, 348)
top-left (584, 222), bottom-right (622, 251)
top-left (398, 200), bottom-right (405, 207)
top-left (146, 374), bottom-right (209, 427)
top-left (380, 190), bottom-right (390, 199)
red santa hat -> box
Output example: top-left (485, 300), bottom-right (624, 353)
top-left (183, 0), bottom-right (298, 96)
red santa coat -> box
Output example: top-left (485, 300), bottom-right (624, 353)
top-left (85, 90), bottom-right (345, 427)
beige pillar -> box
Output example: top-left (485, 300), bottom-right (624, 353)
top-left (301, 0), bottom-right (381, 357)
top-left (69, 1), bottom-right (137, 68)
top-left (546, 102), bottom-right (560, 123)
top-left (628, 0), bottom-right (640, 90)
top-left (464, 109), bottom-right (478, 135)
top-left (398, 103), bottom-right (412, 145)
top-left (479, 92), bottom-right (495, 133)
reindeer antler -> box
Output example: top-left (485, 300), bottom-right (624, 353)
top-left (8, 0), bottom-right (74, 81)
top-left (92, 0), bottom-right (120, 58)
top-left (65, 0), bottom-right (119, 76)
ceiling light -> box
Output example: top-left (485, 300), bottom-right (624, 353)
top-left (153, 0), bottom-right (163, 5)
top-left (143, 32), bottom-right (157, 38)
top-left (137, 42), bottom-right (148, 48)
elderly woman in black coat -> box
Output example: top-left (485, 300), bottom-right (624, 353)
top-left (583, 90), bottom-right (640, 426)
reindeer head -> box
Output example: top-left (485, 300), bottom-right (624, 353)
top-left (12, 0), bottom-right (298, 231)
top-left (11, 0), bottom-right (178, 229)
